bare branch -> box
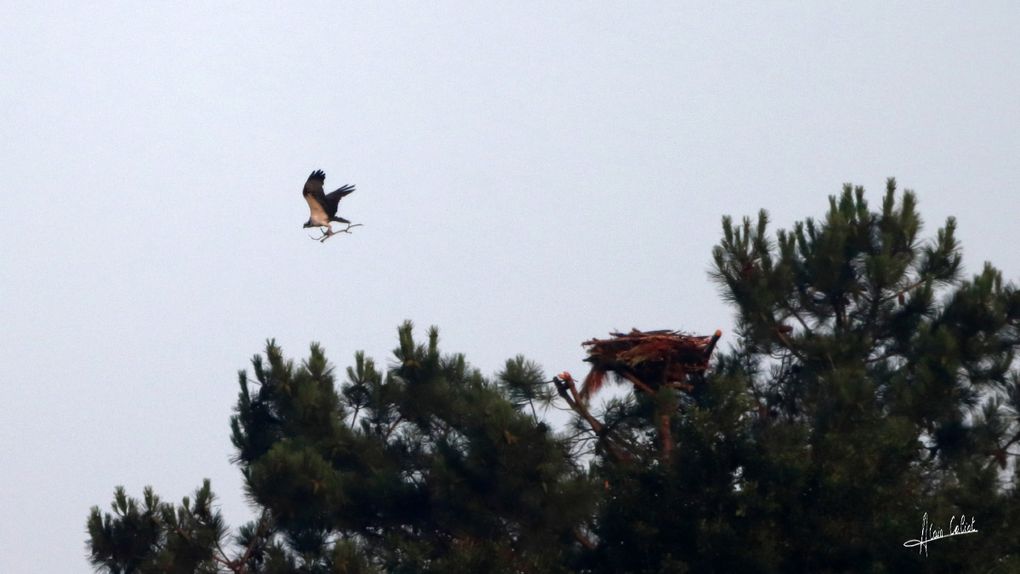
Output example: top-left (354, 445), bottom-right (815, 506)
top-left (310, 223), bottom-right (364, 243)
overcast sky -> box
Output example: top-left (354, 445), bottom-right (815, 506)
top-left (2, 2), bottom-right (1019, 571)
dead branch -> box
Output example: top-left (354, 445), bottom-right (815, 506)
top-left (310, 223), bottom-right (364, 243)
top-left (552, 373), bottom-right (603, 434)
top-left (553, 373), bottom-right (632, 462)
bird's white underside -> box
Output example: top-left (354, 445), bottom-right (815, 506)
top-left (304, 194), bottom-right (330, 226)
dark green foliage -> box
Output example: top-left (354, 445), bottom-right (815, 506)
top-left (87, 481), bottom-right (227, 573)
top-left (230, 324), bottom-right (593, 573)
top-left (691, 179), bottom-right (1017, 572)
top-left (88, 180), bottom-right (1020, 573)
top-left (91, 324), bottom-right (593, 573)
top-left (581, 180), bottom-right (1020, 573)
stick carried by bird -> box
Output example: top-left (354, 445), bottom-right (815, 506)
top-left (302, 169), bottom-right (361, 242)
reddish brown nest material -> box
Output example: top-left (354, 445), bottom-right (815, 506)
top-left (580, 328), bottom-right (722, 399)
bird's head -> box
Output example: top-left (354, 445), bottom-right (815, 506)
top-left (302, 220), bottom-right (314, 228)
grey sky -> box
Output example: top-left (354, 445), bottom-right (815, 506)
top-left (1, 3), bottom-right (1018, 571)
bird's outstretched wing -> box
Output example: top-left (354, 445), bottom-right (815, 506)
top-left (303, 170), bottom-right (329, 222)
top-left (325, 184), bottom-right (355, 217)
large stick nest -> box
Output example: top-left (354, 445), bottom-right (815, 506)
top-left (580, 328), bottom-right (721, 399)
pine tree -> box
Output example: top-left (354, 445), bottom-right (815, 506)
top-left (87, 480), bottom-right (240, 573)
top-left (576, 179), bottom-right (1020, 572)
top-left (713, 180), bottom-right (1020, 572)
top-left (89, 324), bottom-right (594, 573)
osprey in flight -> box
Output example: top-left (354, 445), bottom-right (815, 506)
top-left (302, 169), bottom-right (359, 242)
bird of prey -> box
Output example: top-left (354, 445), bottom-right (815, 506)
top-left (302, 169), bottom-right (359, 242)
